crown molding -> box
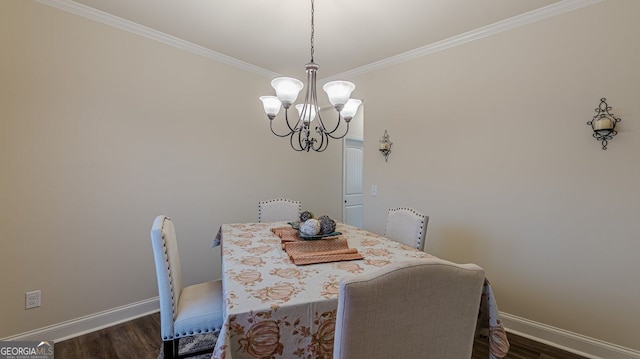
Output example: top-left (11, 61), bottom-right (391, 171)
top-left (35, 0), bottom-right (281, 79)
top-left (323, 0), bottom-right (604, 82)
top-left (37, 0), bottom-right (602, 82)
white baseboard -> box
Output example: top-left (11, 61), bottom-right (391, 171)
top-left (2, 297), bottom-right (159, 343)
top-left (501, 312), bottom-right (640, 359)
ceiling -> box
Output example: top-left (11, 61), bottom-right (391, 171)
top-left (67, 0), bottom-right (564, 80)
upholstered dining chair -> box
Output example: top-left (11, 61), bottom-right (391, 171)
top-left (257, 198), bottom-right (302, 223)
top-left (150, 215), bottom-right (224, 359)
top-left (383, 207), bottom-right (429, 251)
top-left (333, 258), bottom-right (485, 359)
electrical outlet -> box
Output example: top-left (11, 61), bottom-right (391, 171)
top-left (26, 290), bottom-right (41, 309)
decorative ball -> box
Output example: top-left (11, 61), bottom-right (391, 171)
top-left (319, 216), bottom-right (336, 234)
top-left (317, 215), bottom-right (330, 223)
top-left (300, 211), bottom-right (314, 222)
top-left (300, 219), bottom-right (321, 236)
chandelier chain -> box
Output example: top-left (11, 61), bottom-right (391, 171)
top-left (310, 0), bottom-right (315, 62)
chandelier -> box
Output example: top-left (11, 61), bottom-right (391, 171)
top-left (259, 0), bottom-right (361, 152)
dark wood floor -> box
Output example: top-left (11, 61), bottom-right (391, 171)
top-left (54, 312), bottom-right (587, 359)
top-left (55, 313), bottom-right (162, 359)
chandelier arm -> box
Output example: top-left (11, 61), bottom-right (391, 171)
top-left (326, 127), bottom-right (349, 139)
top-left (309, 68), bottom-right (317, 104)
top-left (284, 108), bottom-right (302, 134)
top-left (326, 128), bottom-right (349, 139)
top-left (311, 131), bottom-right (328, 152)
top-left (319, 137), bottom-right (329, 151)
top-left (268, 109), bottom-right (302, 138)
top-left (326, 117), bottom-right (350, 139)
top-left (321, 112), bottom-right (344, 136)
top-left (290, 131), bottom-right (305, 151)
top-left (301, 126), bottom-right (314, 152)
top-left (269, 119), bottom-right (294, 138)
top-left (303, 65), bottom-right (317, 124)
top-left (299, 126), bottom-right (307, 151)
top-left (269, 120), bottom-right (296, 137)
top-left (313, 127), bottom-right (327, 151)
top-left (309, 75), bottom-right (327, 134)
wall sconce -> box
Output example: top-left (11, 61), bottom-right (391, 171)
top-left (379, 130), bottom-right (392, 162)
top-left (587, 98), bottom-right (621, 150)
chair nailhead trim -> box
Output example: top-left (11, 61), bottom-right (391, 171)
top-left (258, 198), bottom-right (302, 222)
top-left (173, 326), bottom-right (222, 338)
top-left (161, 220), bottom-right (178, 317)
top-left (386, 207), bottom-right (429, 250)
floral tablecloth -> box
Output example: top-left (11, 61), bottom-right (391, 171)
top-left (211, 222), bottom-right (509, 359)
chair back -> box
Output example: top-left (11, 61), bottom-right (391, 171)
top-left (150, 215), bottom-right (183, 339)
top-left (258, 198), bottom-right (301, 223)
top-left (333, 258), bottom-right (485, 359)
top-left (384, 207), bottom-right (428, 251)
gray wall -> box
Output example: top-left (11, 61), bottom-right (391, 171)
top-left (0, 0), bottom-right (342, 338)
top-left (357, 0), bottom-right (639, 351)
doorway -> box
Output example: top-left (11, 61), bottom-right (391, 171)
top-left (343, 138), bottom-right (364, 227)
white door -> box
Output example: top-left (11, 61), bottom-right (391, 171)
top-left (343, 138), bottom-right (364, 228)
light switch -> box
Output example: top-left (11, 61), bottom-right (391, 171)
top-left (371, 185), bottom-right (378, 196)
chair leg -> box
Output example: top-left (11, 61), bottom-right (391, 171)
top-left (166, 335), bottom-right (216, 359)
top-left (172, 338), bottom-right (179, 358)
top-left (163, 340), bottom-right (174, 359)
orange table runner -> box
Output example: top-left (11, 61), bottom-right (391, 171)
top-left (271, 226), bottom-right (363, 265)
top-left (271, 226), bottom-right (301, 243)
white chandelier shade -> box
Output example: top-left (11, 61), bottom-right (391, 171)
top-left (322, 81), bottom-right (356, 111)
top-left (259, 96), bottom-right (281, 119)
top-left (295, 103), bottom-right (317, 123)
top-left (270, 77), bottom-right (304, 108)
top-left (340, 99), bottom-right (362, 121)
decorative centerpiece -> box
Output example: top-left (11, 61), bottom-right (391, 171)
top-left (300, 218), bottom-right (321, 236)
top-left (300, 211), bottom-right (314, 222)
top-left (317, 215), bottom-right (336, 234)
top-left (294, 211), bottom-right (340, 239)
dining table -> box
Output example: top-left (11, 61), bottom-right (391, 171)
top-left (211, 221), bottom-right (510, 359)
